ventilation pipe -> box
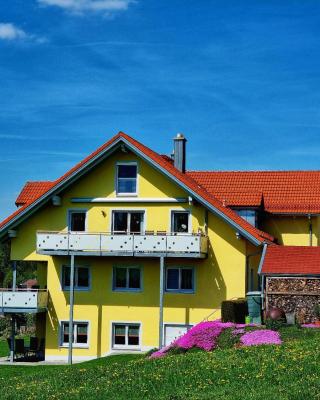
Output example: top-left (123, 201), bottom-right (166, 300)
top-left (173, 133), bottom-right (187, 173)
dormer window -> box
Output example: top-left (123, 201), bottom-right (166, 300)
top-left (235, 209), bottom-right (257, 227)
top-left (116, 163), bottom-right (137, 195)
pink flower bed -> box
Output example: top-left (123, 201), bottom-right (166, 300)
top-left (301, 323), bottom-right (320, 328)
top-left (150, 320), bottom-right (260, 359)
top-left (240, 329), bottom-right (281, 346)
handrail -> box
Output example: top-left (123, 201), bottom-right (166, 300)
top-left (37, 230), bottom-right (206, 237)
top-left (202, 297), bottom-right (239, 322)
top-left (0, 288), bottom-right (47, 292)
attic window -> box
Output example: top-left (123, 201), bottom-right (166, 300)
top-left (116, 163), bottom-right (137, 195)
top-left (235, 209), bottom-right (257, 227)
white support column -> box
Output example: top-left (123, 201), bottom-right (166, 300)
top-left (159, 256), bottom-right (165, 349)
top-left (68, 254), bottom-right (75, 365)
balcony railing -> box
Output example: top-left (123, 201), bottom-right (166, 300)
top-left (0, 289), bottom-right (48, 314)
top-left (36, 231), bottom-right (208, 258)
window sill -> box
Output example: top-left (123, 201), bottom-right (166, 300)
top-left (112, 346), bottom-right (141, 351)
top-left (112, 288), bottom-right (142, 293)
top-left (62, 288), bottom-right (91, 292)
top-left (116, 193), bottom-right (138, 197)
top-left (165, 290), bottom-right (195, 294)
top-left (60, 344), bottom-right (89, 349)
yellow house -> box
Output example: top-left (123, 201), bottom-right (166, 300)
top-left (0, 131), bottom-right (318, 362)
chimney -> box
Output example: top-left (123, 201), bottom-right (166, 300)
top-left (173, 133), bottom-right (187, 173)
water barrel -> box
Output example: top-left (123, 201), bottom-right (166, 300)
top-left (246, 291), bottom-right (262, 324)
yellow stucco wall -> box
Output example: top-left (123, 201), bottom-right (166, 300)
top-left (9, 148), bottom-right (250, 359)
top-left (261, 215), bottom-right (318, 246)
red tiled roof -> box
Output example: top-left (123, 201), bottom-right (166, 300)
top-left (261, 245), bottom-right (320, 275)
top-left (16, 181), bottom-right (54, 206)
top-left (0, 132), bottom-right (272, 244)
top-left (187, 171), bottom-right (320, 214)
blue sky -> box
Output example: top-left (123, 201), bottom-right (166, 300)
top-left (0, 0), bottom-right (320, 219)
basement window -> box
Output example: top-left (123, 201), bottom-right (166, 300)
top-left (116, 163), bottom-right (137, 195)
top-left (61, 321), bottom-right (89, 347)
top-left (112, 323), bottom-right (140, 349)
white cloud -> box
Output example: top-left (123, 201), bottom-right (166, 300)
top-left (0, 23), bottom-right (47, 43)
top-left (37, 0), bottom-right (135, 14)
top-left (0, 23), bottom-right (27, 40)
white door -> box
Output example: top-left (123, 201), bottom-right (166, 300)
top-left (164, 325), bottom-right (192, 346)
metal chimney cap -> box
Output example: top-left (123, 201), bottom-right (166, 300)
top-left (174, 133), bottom-right (186, 140)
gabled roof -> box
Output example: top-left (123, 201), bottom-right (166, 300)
top-left (0, 132), bottom-right (272, 245)
top-left (187, 171), bottom-right (320, 214)
top-left (260, 245), bottom-right (320, 275)
top-left (16, 181), bottom-right (54, 206)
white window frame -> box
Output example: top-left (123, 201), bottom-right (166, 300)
top-left (59, 320), bottom-right (90, 348)
top-left (111, 322), bottom-right (141, 350)
top-left (61, 265), bottom-right (91, 291)
top-left (111, 210), bottom-right (145, 234)
top-left (112, 265), bottom-right (142, 292)
top-left (68, 209), bottom-right (88, 232)
top-left (170, 210), bottom-right (191, 234)
top-left (165, 266), bottom-right (195, 293)
top-left (116, 162), bottom-right (138, 196)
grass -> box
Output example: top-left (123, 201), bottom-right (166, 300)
top-left (0, 326), bottom-right (319, 399)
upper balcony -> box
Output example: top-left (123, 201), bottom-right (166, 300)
top-left (36, 231), bottom-right (208, 258)
top-left (0, 289), bottom-right (48, 314)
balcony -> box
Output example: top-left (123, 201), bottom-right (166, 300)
top-left (36, 231), bottom-right (208, 258)
top-left (0, 289), bottom-right (48, 314)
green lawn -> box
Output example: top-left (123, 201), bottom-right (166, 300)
top-left (0, 327), bottom-right (319, 399)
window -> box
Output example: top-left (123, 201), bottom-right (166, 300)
top-left (61, 322), bottom-right (89, 347)
top-left (171, 211), bottom-right (190, 233)
top-left (112, 211), bottom-right (144, 234)
top-left (62, 265), bottom-right (90, 290)
top-left (113, 266), bottom-right (141, 291)
top-left (69, 210), bottom-right (86, 232)
top-left (112, 323), bottom-right (140, 348)
top-left (235, 209), bottom-right (257, 227)
top-left (116, 163), bottom-right (137, 195)
top-left (166, 267), bottom-right (194, 292)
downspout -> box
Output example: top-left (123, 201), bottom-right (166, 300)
top-left (308, 214), bottom-right (313, 246)
top-left (258, 243), bottom-right (268, 311)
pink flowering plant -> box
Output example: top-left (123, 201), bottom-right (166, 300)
top-left (150, 320), bottom-right (276, 359)
top-left (240, 329), bottom-right (281, 346)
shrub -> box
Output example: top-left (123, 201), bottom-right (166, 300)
top-left (221, 299), bottom-right (248, 323)
top-left (145, 348), bottom-right (158, 357)
top-left (265, 318), bottom-right (285, 331)
top-left (217, 328), bottom-right (240, 349)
